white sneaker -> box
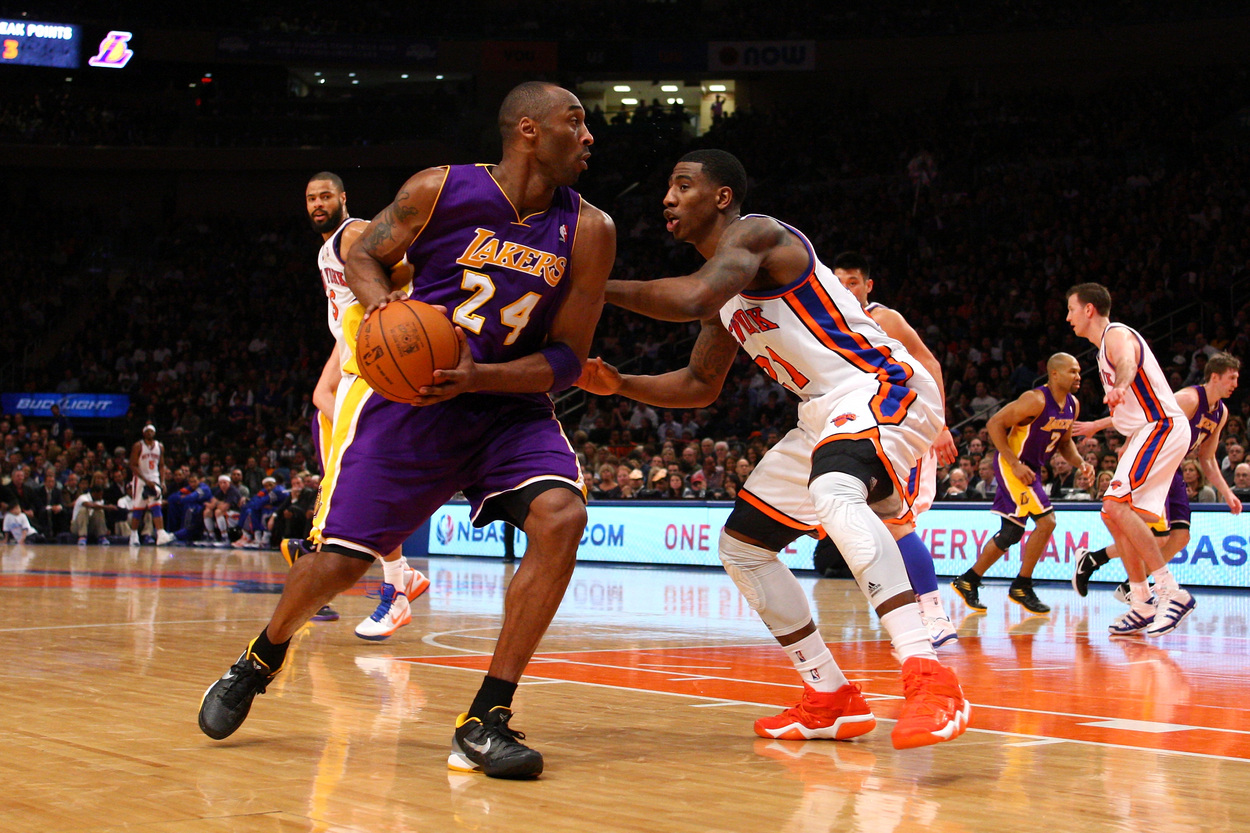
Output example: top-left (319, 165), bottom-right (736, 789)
top-left (156, 529), bottom-right (175, 546)
top-left (355, 583), bottom-right (412, 641)
top-left (129, 530), bottom-right (140, 547)
top-left (402, 565), bottom-right (431, 601)
top-left (1146, 586), bottom-right (1196, 636)
top-left (925, 615), bottom-right (959, 648)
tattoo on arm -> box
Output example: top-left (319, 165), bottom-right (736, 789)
top-left (689, 326), bottom-right (738, 385)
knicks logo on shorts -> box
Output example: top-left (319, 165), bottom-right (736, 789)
top-left (1111, 480), bottom-right (1123, 490)
top-left (830, 413), bottom-right (857, 427)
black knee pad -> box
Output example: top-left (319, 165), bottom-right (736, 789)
top-left (724, 498), bottom-right (805, 553)
top-left (992, 518), bottom-right (1025, 549)
top-left (810, 438), bottom-right (893, 504)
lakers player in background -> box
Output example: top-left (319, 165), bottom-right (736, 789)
top-left (579, 149), bottom-right (969, 750)
top-left (296, 173), bottom-right (430, 636)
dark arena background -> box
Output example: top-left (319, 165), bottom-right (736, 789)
top-left (3, 2), bottom-right (1250, 831)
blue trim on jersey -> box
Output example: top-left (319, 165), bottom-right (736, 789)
top-left (789, 280), bottom-right (909, 386)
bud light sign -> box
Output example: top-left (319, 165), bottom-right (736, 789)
top-left (2, 392), bottom-right (130, 418)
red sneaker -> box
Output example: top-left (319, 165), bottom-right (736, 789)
top-left (753, 683), bottom-right (877, 741)
top-left (891, 657), bottom-right (970, 749)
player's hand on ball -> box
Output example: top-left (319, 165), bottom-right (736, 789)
top-left (411, 328), bottom-right (476, 406)
top-left (576, 357), bottom-right (623, 395)
top-left (363, 290), bottom-right (413, 320)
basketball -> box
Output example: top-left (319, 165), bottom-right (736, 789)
top-left (355, 299), bottom-right (459, 402)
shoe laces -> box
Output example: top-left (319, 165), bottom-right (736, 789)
top-left (484, 708), bottom-right (527, 741)
top-left (221, 657), bottom-right (272, 708)
top-left (367, 584), bottom-right (400, 622)
top-left (901, 664), bottom-right (960, 716)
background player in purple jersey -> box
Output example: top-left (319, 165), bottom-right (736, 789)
top-left (951, 353), bottom-right (1091, 614)
top-left (198, 82), bottom-right (615, 780)
top-left (1071, 352), bottom-right (1241, 598)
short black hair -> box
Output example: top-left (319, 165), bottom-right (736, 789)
top-left (1067, 282), bottom-right (1112, 317)
top-left (833, 252), bottom-right (870, 277)
top-left (679, 149), bottom-right (747, 209)
top-left (307, 171), bottom-right (344, 191)
top-left (498, 81), bottom-right (563, 137)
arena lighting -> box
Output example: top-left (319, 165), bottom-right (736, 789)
top-left (613, 85), bottom-right (630, 92)
top-left (87, 30), bottom-right (133, 68)
top-left (709, 84), bottom-right (726, 92)
top-left (621, 97), bottom-right (638, 105)
top-left (401, 73), bottom-right (408, 78)
top-left (661, 84), bottom-right (678, 92)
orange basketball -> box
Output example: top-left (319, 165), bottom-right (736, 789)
top-left (355, 300), bottom-right (459, 402)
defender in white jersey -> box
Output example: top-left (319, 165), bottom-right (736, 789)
top-left (301, 172), bottom-right (429, 636)
top-left (581, 150), bottom-right (968, 749)
top-left (128, 424), bottom-right (175, 546)
top-left (1066, 282), bottom-right (1194, 637)
top-left (833, 253), bottom-right (959, 647)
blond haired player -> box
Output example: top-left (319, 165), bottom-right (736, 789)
top-left (298, 172), bottom-right (429, 636)
top-left (833, 253), bottom-right (959, 646)
top-left (1065, 282), bottom-right (1193, 636)
top-left (581, 150), bottom-right (968, 749)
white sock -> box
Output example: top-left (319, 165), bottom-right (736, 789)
top-left (917, 590), bottom-right (949, 622)
top-left (216, 515), bottom-right (227, 533)
top-left (382, 556), bottom-right (408, 589)
top-left (1130, 581), bottom-right (1154, 612)
top-left (781, 630), bottom-right (849, 693)
top-left (880, 604), bottom-right (936, 664)
top-left (1151, 567), bottom-right (1179, 592)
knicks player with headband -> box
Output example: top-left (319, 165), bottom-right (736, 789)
top-left (579, 149), bottom-right (969, 750)
top-left (294, 172), bottom-right (430, 635)
top-left (128, 424), bottom-right (175, 547)
top-left (200, 83), bottom-right (615, 780)
top-left (1065, 282), bottom-right (1194, 636)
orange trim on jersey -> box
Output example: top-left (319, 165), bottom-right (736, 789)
top-left (739, 489), bottom-right (818, 532)
top-left (1100, 493), bottom-right (1164, 523)
top-left (408, 166), bottom-right (451, 247)
top-left (870, 381), bottom-right (916, 426)
top-left (1128, 419), bottom-right (1171, 489)
top-left (811, 427), bottom-right (910, 517)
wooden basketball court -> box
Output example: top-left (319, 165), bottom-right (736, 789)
top-left (3, 543), bottom-right (1248, 832)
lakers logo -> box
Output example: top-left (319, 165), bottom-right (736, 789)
top-left (88, 31), bottom-right (135, 69)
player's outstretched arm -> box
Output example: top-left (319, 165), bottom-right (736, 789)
top-left (1071, 416), bottom-right (1114, 437)
top-left (606, 216), bottom-right (780, 322)
top-left (578, 318), bottom-right (738, 408)
top-left (312, 350), bottom-right (342, 420)
top-left (987, 390), bottom-right (1045, 485)
top-left (345, 167), bottom-right (447, 312)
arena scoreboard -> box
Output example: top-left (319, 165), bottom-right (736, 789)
top-left (0, 19), bottom-right (81, 68)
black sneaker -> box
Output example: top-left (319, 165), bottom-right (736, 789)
top-left (950, 576), bottom-right (987, 611)
top-left (311, 605), bottom-right (339, 621)
top-left (1008, 580), bottom-right (1051, 614)
top-left (198, 644), bottom-right (278, 740)
top-left (1070, 547), bottom-right (1100, 597)
top-left (280, 538), bottom-right (311, 568)
top-left (448, 706), bottom-right (544, 779)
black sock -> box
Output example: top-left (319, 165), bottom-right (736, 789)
top-left (1090, 547), bottom-right (1110, 567)
top-left (469, 675), bottom-right (518, 720)
top-left (961, 568), bottom-right (981, 585)
top-left (249, 628), bottom-right (289, 673)
top-left (1012, 575), bottom-right (1032, 588)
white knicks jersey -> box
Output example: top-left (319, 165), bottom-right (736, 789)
top-left (318, 217), bottom-right (366, 370)
top-left (718, 215), bottom-right (931, 411)
top-left (137, 439), bottom-right (161, 484)
top-left (1097, 322), bottom-right (1184, 434)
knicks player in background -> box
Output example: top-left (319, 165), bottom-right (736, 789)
top-left (1071, 352), bottom-right (1241, 599)
top-left (833, 253), bottom-right (960, 647)
top-left (296, 172), bottom-right (430, 635)
top-left (579, 150), bottom-right (969, 750)
top-left (1065, 283), bottom-right (1194, 636)
top-left (128, 423), bottom-right (175, 546)
top-left (200, 82), bottom-right (615, 780)
top-left (950, 353), bottom-right (1091, 614)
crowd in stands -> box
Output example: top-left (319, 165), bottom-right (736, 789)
top-left (5, 61), bottom-right (1250, 542)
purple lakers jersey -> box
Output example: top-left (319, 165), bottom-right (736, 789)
top-left (1006, 386), bottom-right (1076, 470)
top-left (1187, 384), bottom-right (1225, 454)
top-left (405, 164), bottom-right (582, 367)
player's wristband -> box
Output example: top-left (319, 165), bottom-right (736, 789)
top-left (540, 343), bottom-right (581, 392)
